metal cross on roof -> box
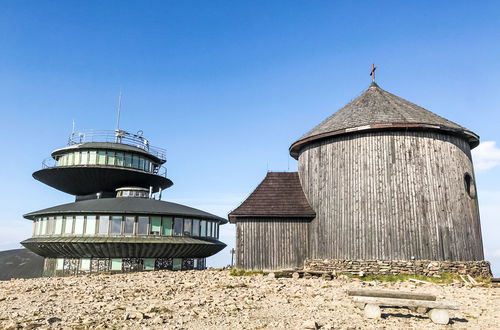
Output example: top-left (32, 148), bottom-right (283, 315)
top-left (370, 63), bottom-right (377, 82)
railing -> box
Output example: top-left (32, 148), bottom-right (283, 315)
top-left (41, 158), bottom-right (169, 178)
top-left (67, 129), bottom-right (166, 161)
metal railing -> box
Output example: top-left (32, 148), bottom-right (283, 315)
top-left (41, 158), bottom-right (169, 178)
top-left (67, 129), bottom-right (166, 161)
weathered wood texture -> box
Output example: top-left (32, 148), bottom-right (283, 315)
top-left (236, 218), bottom-right (309, 270)
top-left (298, 130), bottom-right (483, 261)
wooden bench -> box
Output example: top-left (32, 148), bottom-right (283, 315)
top-left (348, 289), bottom-right (459, 325)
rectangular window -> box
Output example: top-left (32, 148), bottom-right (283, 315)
top-left (150, 217), bottom-right (161, 235)
top-left (137, 216), bottom-right (149, 235)
top-left (139, 157), bottom-right (145, 171)
top-left (106, 151), bottom-right (115, 166)
top-left (56, 258), bottom-right (64, 270)
top-left (125, 154), bottom-right (132, 167)
top-left (54, 216), bottom-right (63, 235)
top-left (47, 217), bottom-right (55, 235)
top-left (74, 152), bottom-right (81, 165)
top-left (144, 258), bottom-right (155, 271)
top-left (89, 151), bottom-right (97, 165)
top-left (173, 218), bottom-right (183, 236)
top-left (80, 258), bottom-right (91, 271)
top-left (64, 216), bottom-right (74, 234)
top-left (98, 215), bottom-right (109, 235)
top-left (58, 155), bottom-right (65, 166)
top-left (74, 216), bottom-right (84, 234)
top-left (67, 152), bottom-right (74, 166)
top-left (116, 153), bottom-right (124, 166)
top-left (207, 221), bottom-right (212, 237)
top-left (98, 151), bottom-right (106, 165)
top-left (145, 159), bottom-right (150, 172)
top-left (192, 219), bottom-right (200, 236)
top-left (200, 220), bottom-right (207, 237)
top-left (111, 216), bottom-right (122, 234)
top-left (124, 216), bottom-right (135, 235)
top-left (36, 218), bottom-right (42, 235)
top-left (194, 259), bottom-right (198, 269)
top-left (183, 219), bottom-right (192, 236)
top-left (132, 155), bottom-right (139, 169)
top-left (162, 217), bottom-right (172, 236)
top-left (40, 218), bottom-right (47, 235)
top-left (81, 151), bottom-right (88, 165)
top-left (111, 259), bottom-right (122, 271)
top-left (172, 258), bottom-right (182, 270)
top-left (33, 220), bottom-right (38, 236)
top-left (85, 215), bottom-right (96, 235)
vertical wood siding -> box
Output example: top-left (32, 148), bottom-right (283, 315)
top-left (298, 131), bottom-right (484, 261)
top-left (236, 218), bottom-right (309, 270)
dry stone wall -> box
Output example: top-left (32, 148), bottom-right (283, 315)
top-left (304, 259), bottom-right (492, 278)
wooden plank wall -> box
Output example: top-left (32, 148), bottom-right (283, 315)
top-left (236, 218), bottom-right (309, 270)
top-left (298, 130), bottom-right (484, 261)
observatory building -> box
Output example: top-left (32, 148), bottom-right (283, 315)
top-left (230, 82), bottom-right (488, 274)
top-left (22, 129), bottom-right (226, 276)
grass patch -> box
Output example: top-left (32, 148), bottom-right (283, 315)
top-left (339, 272), bottom-right (489, 284)
top-left (229, 268), bottom-right (264, 276)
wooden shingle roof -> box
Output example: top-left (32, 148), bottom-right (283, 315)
top-left (290, 82), bottom-right (479, 158)
top-left (228, 172), bottom-right (315, 222)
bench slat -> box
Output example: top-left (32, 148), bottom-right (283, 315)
top-left (352, 296), bottom-right (459, 310)
top-left (347, 289), bottom-right (436, 301)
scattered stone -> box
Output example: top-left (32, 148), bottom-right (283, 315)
top-left (364, 304), bottom-right (381, 319)
top-left (303, 320), bottom-right (319, 329)
top-left (428, 308), bottom-right (449, 325)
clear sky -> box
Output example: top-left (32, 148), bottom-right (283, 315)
top-left (1, 1), bottom-right (499, 276)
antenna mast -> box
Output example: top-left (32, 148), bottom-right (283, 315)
top-left (116, 90), bottom-right (122, 130)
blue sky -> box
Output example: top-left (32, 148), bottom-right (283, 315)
top-left (0, 1), bottom-right (499, 275)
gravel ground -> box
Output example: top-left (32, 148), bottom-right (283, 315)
top-left (0, 270), bottom-right (498, 329)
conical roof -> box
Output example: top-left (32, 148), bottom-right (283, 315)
top-left (289, 83), bottom-right (479, 158)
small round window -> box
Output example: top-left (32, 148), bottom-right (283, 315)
top-left (464, 173), bottom-right (476, 199)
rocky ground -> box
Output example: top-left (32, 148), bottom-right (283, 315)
top-left (0, 270), bottom-right (498, 329)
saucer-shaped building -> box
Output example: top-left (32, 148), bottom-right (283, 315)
top-left (22, 129), bottom-right (227, 276)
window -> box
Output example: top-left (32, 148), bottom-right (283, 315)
top-left (194, 259), bottom-right (198, 269)
top-left (139, 157), bottom-right (145, 171)
top-left (173, 218), bottom-right (183, 236)
top-left (74, 152), bottom-right (81, 165)
top-left (74, 216), bottom-right (84, 234)
top-left (67, 152), bottom-right (74, 166)
top-left (111, 259), bottom-right (122, 271)
top-left (132, 155), bottom-right (140, 169)
top-left (192, 219), bottom-right (200, 236)
top-left (85, 215), bottom-right (96, 235)
top-left (124, 216), bottom-right (135, 234)
top-left (107, 151), bottom-right (116, 165)
top-left (64, 216), bottom-right (74, 234)
top-left (36, 218), bottom-right (42, 236)
top-left (145, 159), bottom-right (150, 172)
top-left (54, 216), bottom-right (63, 235)
top-left (89, 151), bottom-right (97, 165)
top-left (80, 258), bottom-right (91, 271)
top-left (47, 217), bottom-right (55, 235)
top-left (56, 258), bottom-right (64, 271)
top-left (144, 258), bottom-right (155, 271)
top-left (172, 258), bottom-right (182, 270)
top-left (151, 217), bottom-right (161, 235)
top-left (116, 153), bottom-right (124, 166)
top-left (98, 151), bottom-right (106, 165)
top-left (80, 151), bottom-right (88, 165)
top-left (183, 219), bottom-right (192, 236)
top-left (33, 220), bottom-right (38, 236)
top-left (207, 221), bottom-right (212, 237)
top-left (200, 220), bottom-right (207, 237)
top-left (138, 216), bottom-right (149, 235)
top-left (125, 154), bottom-right (132, 167)
top-left (98, 215), bottom-right (109, 235)
top-left (111, 216), bottom-right (122, 234)
top-left (40, 218), bottom-right (47, 235)
top-left (464, 173), bottom-right (476, 198)
top-left (162, 217), bottom-right (172, 235)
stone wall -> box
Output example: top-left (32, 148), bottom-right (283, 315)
top-left (304, 259), bottom-right (492, 278)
